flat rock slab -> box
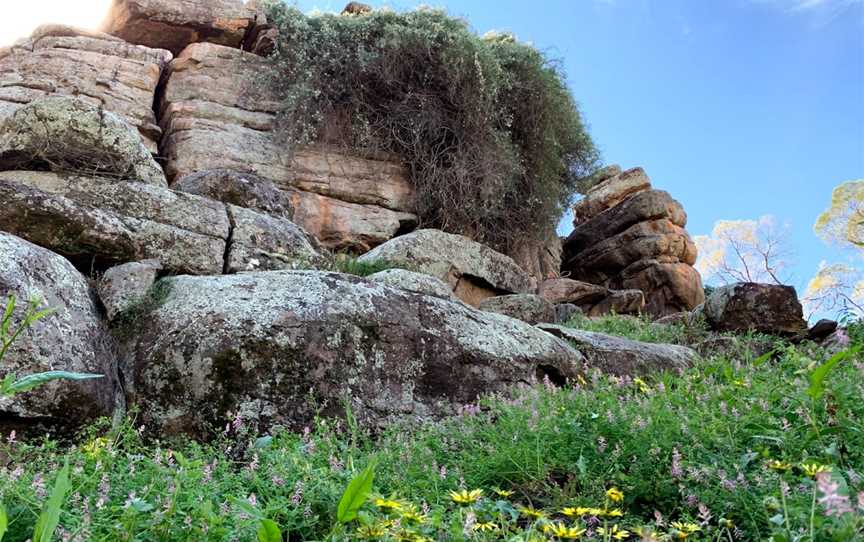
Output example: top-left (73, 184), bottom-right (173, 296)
top-left (122, 271), bottom-right (583, 436)
top-left (0, 171), bottom-right (323, 275)
top-left (102, 0), bottom-right (265, 55)
top-left (479, 294), bottom-right (556, 325)
top-left (538, 324), bottom-right (697, 376)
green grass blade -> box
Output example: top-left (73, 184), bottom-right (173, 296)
top-left (32, 462), bottom-right (71, 542)
top-left (806, 347), bottom-right (859, 399)
top-left (0, 502), bottom-right (8, 542)
top-left (336, 461), bottom-right (376, 524)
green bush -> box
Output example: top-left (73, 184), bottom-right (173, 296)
top-left (258, 3), bottom-right (600, 253)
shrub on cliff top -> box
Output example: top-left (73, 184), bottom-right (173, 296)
top-left (260, 3), bottom-right (600, 253)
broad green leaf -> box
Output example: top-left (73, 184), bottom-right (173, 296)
top-left (5, 371), bottom-right (104, 396)
top-left (32, 462), bottom-right (71, 542)
top-left (336, 461), bottom-right (376, 524)
top-left (0, 502), bottom-right (7, 542)
top-left (254, 436), bottom-right (274, 450)
top-left (257, 519), bottom-right (282, 542)
top-left (807, 347), bottom-right (859, 399)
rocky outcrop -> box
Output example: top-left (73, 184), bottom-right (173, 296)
top-left (694, 282), bottom-right (807, 335)
top-left (0, 97), bottom-right (167, 186)
top-left (101, 0), bottom-right (266, 56)
top-left (358, 229), bottom-right (534, 306)
top-left (538, 324), bottom-right (698, 376)
top-left (509, 233), bottom-right (563, 288)
top-left (367, 269), bottom-right (456, 299)
top-left (538, 278), bottom-right (645, 317)
top-left (0, 25), bottom-right (171, 152)
top-left (562, 167), bottom-right (704, 316)
top-left (122, 271), bottom-right (584, 436)
top-left (0, 171), bottom-right (322, 274)
top-left (97, 260), bottom-right (162, 320)
top-left (159, 42), bottom-right (417, 251)
top-left (0, 232), bottom-right (116, 429)
top-left (479, 294), bottom-right (556, 325)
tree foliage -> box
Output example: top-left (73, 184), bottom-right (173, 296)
top-left (694, 215), bottom-right (792, 286)
top-left (815, 179), bottom-right (864, 249)
top-left (259, 3), bottom-right (600, 252)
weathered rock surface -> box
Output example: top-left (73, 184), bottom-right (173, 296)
top-left (562, 168), bottom-right (704, 317)
top-left (538, 278), bottom-right (645, 317)
top-left (0, 232), bottom-right (115, 428)
top-left (358, 229), bottom-right (533, 306)
top-left (586, 289), bottom-right (645, 318)
top-left (509, 233), bottom-right (562, 288)
top-left (225, 204), bottom-right (325, 273)
top-left (97, 259), bottom-right (162, 320)
top-left (694, 282), bottom-right (807, 335)
top-left (807, 319), bottom-right (838, 342)
top-left (175, 169), bottom-right (294, 219)
top-left (101, 0), bottom-right (265, 55)
top-left (0, 171), bottom-right (323, 275)
top-left (554, 303), bottom-right (582, 324)
top-left (0, 171), bottom-right (226, 274)
top-left (367, 269), bottom-right (455, 299)
top-left (0, 97), bottom-right (166, 186)
top-left (479, 294), bottom-right (556, 325)
top-left (122, 271), bottom-right (584, 435)
top-left (0, 25), bottom-right (171, 152)
top-left (538, 324), bottom-right (698, 376)
top-left (159, 42), bottom-right (418, 251)
top-left (573, 167), bottom-right (651, 224)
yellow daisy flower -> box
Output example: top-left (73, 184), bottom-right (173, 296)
top-left (518, 505), bottom-right (547, 519)
top-left (449, 489), bottom-right (483, 505)
top-left (606, 487), bottom-right (624, 502)
top-left (800, 462), bottom-right (832, 478)
top-left (543, 522), bottom-right (587, 539)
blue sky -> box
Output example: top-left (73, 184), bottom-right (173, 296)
top-left (296, 0), bottom-right (863, 294)
top-left (1, 1), bottom-right (858, 301)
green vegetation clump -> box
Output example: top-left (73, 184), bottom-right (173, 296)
top-left (1, 316), bottom-right (863, 540)
top-left (260, 3), bottom-right (600, 253)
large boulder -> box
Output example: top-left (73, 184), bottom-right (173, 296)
top-left (0, 97), bottom-right (167, 186)
top-left (479, 294), bottom-right (556, 325)
top-left (101, 0), bottom-right (265, 55)
top-left (0, 171), bottom-right (323, 274)
top-left (122, 271), bottom-right (584, 436)
top-left (358, 229), bottom-right (534, 306)
top-left (0, 25), bottom-right (171, 152)
top-left (562, 168), bottom-right (704, 317)
top-left (695, 282), bottom-right (807, 335)
top-left (538, 324), bottom-right (698, 376)
top-left (0, 233), bottom-right (116, 430)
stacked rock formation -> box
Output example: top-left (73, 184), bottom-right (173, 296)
top-left (561, 166), bottom-right (705, 317)
top-left (0, 1), bottom-right (707, 438)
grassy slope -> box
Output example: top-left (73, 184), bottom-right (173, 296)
top-left (0, 317), bottom-right (862, 541)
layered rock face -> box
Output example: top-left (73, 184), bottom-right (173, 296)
top-left (159, 42), bottom-right (418, 252)
top-left (562, 167), bottom-right (704, 317)
top-left (0, 25), bottom-right (171, 152)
